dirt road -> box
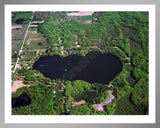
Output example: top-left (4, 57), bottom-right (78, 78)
top-left (12, 25), bottom-right (22, 29)
top-left (13, 12), bottom-right (35, 74)
top-left (94, 90), bottom-right (115, 111)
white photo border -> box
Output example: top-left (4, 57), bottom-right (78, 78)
top-left (5, 4), bottom-right (156, 124)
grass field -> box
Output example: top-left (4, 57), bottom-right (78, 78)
top-left (80, 16), bottom-right (93, 21)
top-left (12, 40), bottom-right (23, 51)
top-left (12, 32), bottom-right (21, 40)
top-left (12, 27), bottom-right (27, 51)
top-left (12, 29), bottom-right (26, 40)
top-left (13, 12), bottom-right (33, 21)
top-left (29, 27), bottom-right (37, 31)
top-left (25, 38), bottom-right (47, 50)
top-left (12, 12), bottom-right (33, 24)
top-left (24, 31), bottom-right (48, 50)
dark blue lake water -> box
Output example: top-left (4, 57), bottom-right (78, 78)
top-left (33, 52), bottom-right (122, 84)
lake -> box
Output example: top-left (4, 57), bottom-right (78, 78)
top-left (33, 52), bottom-right (122, 84)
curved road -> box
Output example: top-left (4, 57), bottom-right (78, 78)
top-left (94, 90), bottom-right (115, 111)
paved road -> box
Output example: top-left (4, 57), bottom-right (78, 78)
top-left (12, 12), bottom-right (35, 74)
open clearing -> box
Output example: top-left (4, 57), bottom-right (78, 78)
top-left (12, 80), bottom-right (30, 93)
top-left (12, 25), bottom-right (23, 29)
top-left (24, 31), bottom-right (48, 50)
top-left (72, 100), bottom-right (86, 107)
top-left (67, 11), bottom-right (95, 16)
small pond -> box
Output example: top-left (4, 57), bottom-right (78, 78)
top-left (12, 93), bottom-right (31, 108)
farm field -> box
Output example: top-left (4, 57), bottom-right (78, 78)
top-left (12, 27), bottom-right (26, 50)
top-left (24, 30), bottom-right (48, 50)
top-left (11, 25), bottom-right (27, 70)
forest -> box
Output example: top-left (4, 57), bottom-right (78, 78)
top-left (12, 11), bottom-right (149, 115)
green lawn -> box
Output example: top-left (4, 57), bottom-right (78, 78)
top-left (80, 16), bottom-right (93, 21)
top-left (14, 12), bottom-right (33, 21)
top-left (29, 28), bottom-right (37, 31)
